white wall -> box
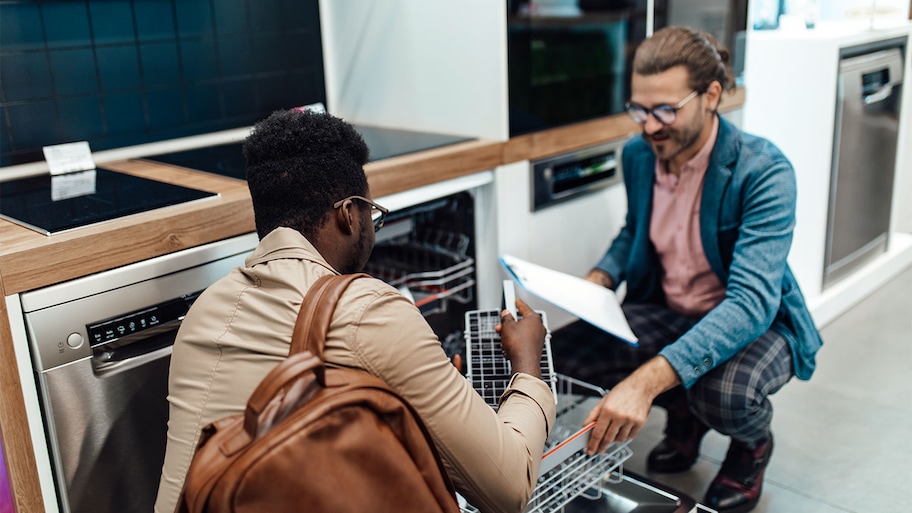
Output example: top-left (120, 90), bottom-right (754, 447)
top-left (816, 0), bottom-right (910, 22)
top-left (319, 0), bottom-right (508, 140)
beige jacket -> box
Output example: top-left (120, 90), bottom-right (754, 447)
top-left (155, 227), bottom-right (556, 513)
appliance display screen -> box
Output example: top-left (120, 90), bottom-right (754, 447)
top-left (551, 151), bottom-right (618, 194)
top-left (862, 69), bottom-right (890, 95)
top-left (507, 4), bottom-right (640, 136)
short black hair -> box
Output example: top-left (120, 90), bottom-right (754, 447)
top-left (244, 110), bottom-right (370, 239)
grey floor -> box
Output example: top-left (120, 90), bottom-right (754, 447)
top-left (618, 264), bottom-right (912, 513)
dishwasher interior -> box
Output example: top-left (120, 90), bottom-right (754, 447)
top-left (366, 190), bottom-right (478, 361)
top-left (459, 305), bottom-right (709, 513)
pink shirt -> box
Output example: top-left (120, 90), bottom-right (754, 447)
top-left (650, 117), bottom-right (726, 316)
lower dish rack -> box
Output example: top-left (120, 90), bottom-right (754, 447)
top-left (460, 373), bottom-right (632, 513)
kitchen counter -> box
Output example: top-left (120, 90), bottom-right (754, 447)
top-left (0, 137), bottom-right (504, 296)
top-left (0, 93), bottom-right (744, 512)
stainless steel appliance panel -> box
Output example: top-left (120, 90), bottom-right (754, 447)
top-left (824, 44), bottom-right (904, 288)
top-left (21, 235), bottom-right (256, 513)
top-left (531, 139), bottom-right (624, 211)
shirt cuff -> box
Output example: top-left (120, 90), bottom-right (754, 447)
top-left (499, 373), bottom-right (558, 434)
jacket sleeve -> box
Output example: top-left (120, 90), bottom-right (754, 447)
top-left (659, 140), bottom-right (797, 388)
top-left (327, 281), bottom-right (557, 513)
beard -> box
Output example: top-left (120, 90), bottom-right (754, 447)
top-left (644, 121), bottom-right (703, 163)
top-left (339, 221), bottom-right (374, 274)
top-left (643, 100), bottom-right (706, 164)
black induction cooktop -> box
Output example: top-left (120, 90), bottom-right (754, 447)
top-left (0, 168), bottom-right (217, 235)
top-left (140, 125), bottom-right (473, 181)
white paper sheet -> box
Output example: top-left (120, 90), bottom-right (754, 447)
top-left (501, 254), bottom-right (638, 346)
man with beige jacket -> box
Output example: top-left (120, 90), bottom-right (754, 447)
top-left (154, 109), bottom-right (556, 513)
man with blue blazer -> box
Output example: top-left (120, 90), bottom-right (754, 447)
top-left (551, 26), bottom-right (823, 513)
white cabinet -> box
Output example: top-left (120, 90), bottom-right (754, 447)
top-left (743, 24), bottom-right (912, 326)
top-left (319, 0), bottom-right (509, 141)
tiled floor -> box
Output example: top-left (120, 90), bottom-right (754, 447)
top-left (617, 264), bottom-right (912, 513)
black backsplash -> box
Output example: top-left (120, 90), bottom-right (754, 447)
top-left (0, 0), bottom-right (326, 168)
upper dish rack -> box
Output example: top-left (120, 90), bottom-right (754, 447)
top-left (366, 226), bottom-right (475, 316)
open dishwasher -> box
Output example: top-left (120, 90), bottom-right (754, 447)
top-left (361, 188), bottom-right (713, 512)
top-left (460, 286), bottom-right (715, 513)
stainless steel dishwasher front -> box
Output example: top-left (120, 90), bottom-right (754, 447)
top-left (19, 233), bottom-right (258, 513)
top-left (825, 42), bottom-right (905, 288)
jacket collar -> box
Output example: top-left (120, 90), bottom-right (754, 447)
top-left (700, 115), bottom-right (739, 278)
top-left (245, 227), bottom-right (339, 275)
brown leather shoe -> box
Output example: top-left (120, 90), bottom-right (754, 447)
top-left (646, 417), bottom-right (710, 473)
top-left (703, 434), bottom-right (774, 513)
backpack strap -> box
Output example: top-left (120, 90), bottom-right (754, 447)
top-left (241, 272), bottom-right (368, 440)
top-left (240, 351), bottom-right (323, 443)
top-left (289, 273), bottom-right (370, 359)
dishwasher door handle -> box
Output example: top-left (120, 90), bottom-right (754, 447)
top-left (93, 344), bottom-right (173, 376)
top-left (864, 82), bottom-right (895, 105)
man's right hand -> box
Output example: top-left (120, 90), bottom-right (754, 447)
top-left (496, 298), bottom-right (546, 379)
top-left (583, 356), bottom-right (680, 455)
top-left (586, 269), bottom-right (615, 289)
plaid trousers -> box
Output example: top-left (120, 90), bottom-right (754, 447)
top-left (550, 302), bottom-right (793, 446)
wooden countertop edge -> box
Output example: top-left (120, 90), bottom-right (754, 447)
top-left (0, 281), bottom-right (45, 513)
top-left (0, 162), bottom-right (256, 295)
top-left (364, 138), bottom-right (503, 198)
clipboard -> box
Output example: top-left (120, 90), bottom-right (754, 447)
top-left (500, 254), bottom-right (638, 346)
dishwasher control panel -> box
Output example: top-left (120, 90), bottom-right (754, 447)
top-left (531, 140), bottom-right (624, 211)
top-left (21, 233), bottom-right (257, 372)
top-left (86, 292), bottom-right (200, 347)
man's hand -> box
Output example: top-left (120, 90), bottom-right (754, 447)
top-left (585, 269), bottom-right (615, 290)
top-left (583, 356), bottom-right (680, 455)
top-left (496, 298), bottom-right (546, 379)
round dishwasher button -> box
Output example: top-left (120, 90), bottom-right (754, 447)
top-left (66, 332), bottom-right (84, 349)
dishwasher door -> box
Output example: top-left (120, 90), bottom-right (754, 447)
top-left (824, 45), bottom-right (904, 288)
top-left (21, 234), bottom-right (255, 513)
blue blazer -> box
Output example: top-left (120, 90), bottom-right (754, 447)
top-left (596, 116), bottom-right (822, 388)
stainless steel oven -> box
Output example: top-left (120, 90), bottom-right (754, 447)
top-left (18, 233), bottom-right (258, 513)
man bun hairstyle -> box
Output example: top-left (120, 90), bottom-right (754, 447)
top-left (633, 26), bottom-right (735, 105)
top-left (244, 109), bottom-right (370, 239)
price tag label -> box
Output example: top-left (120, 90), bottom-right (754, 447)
top-left (43, 141), bottom-right (96, 176)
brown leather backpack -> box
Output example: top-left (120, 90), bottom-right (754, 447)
top-left (176, 273), bottom-right (460, 513)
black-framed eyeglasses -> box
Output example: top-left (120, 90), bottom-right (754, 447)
top-left (333, 195), bottom-right (389, 232)
top-left (625, 90), bottom-right (700, 126)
